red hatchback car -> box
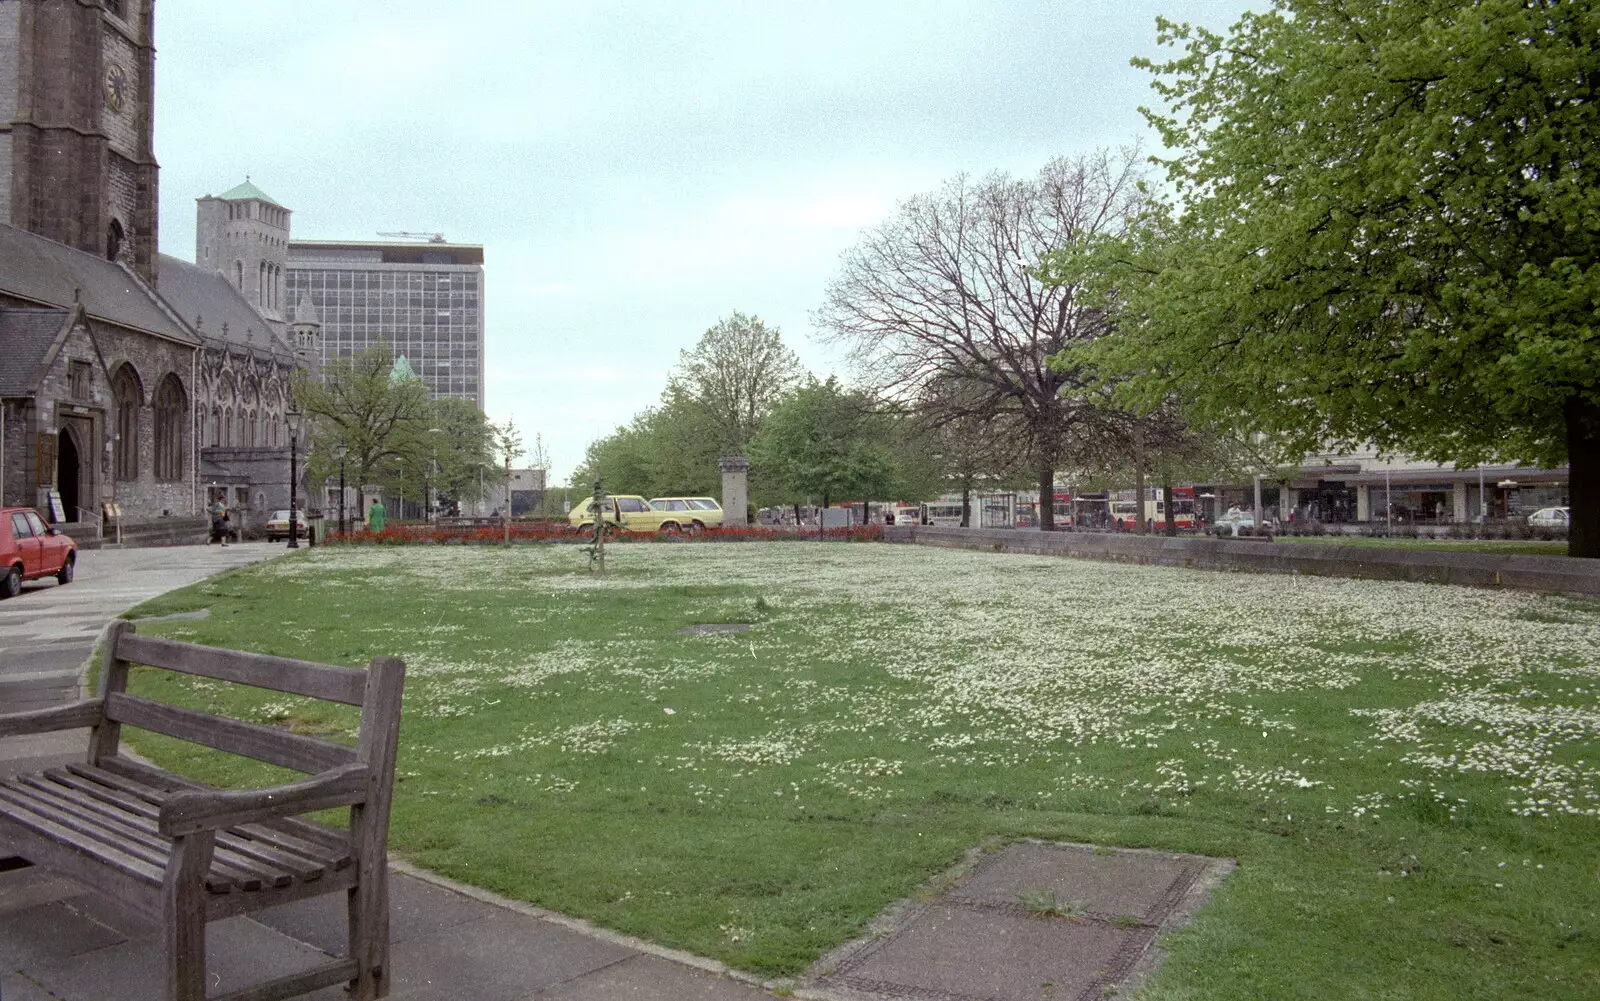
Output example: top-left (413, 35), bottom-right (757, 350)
top-left (1, 507), bottom-right (76, 598)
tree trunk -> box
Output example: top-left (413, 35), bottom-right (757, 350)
top-left (1568, 394), bottom-right (1599, 558)
top-left (1133, 468), bottom-right (1147, 535)
top-left (1163, 480), bottom-right (1176, 536)
top-left (793, 503), bottom-right (801, 535)
top-left (1038, 462), bottom-right (1055, 531)
top-left (821, 492), bottom-right (829, 541)
top-left (960, 478), bottom-right (971, 528)
top-left (1132, 425), bottom-right (1146, 535)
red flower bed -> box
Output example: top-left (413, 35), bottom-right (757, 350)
top-left (324, 522), bottom-right (884, 546)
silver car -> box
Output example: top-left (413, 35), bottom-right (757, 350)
top-left (1526, 506), bottom-right (1570, 529)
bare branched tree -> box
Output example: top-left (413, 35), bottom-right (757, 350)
top-left (817, 147), bottom-right (1147, 529)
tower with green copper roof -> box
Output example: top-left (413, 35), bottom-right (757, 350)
top-left (195, 177), bottom-right (294, 322)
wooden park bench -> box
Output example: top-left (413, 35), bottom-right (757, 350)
top-left (0, 621), bottom-right (405, 1001)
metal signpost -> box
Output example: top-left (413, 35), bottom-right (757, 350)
top-left (586, 479), bottom-right (608, 574)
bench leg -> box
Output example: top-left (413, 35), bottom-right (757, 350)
top-left (348, 866), bottom-right (390, 1000)
top-left (162, 832), bottom-right (215, 1001)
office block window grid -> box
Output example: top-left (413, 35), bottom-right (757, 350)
top-left (285, 247), bottom-right (485, 410)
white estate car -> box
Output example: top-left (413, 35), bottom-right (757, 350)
top-left (1526, 506), bottom-right (1570, 529)
top-left (1213, 508), bottom-right (1258, 537)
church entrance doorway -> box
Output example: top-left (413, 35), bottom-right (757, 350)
top-left (57, 427), bottom-right (81, 522)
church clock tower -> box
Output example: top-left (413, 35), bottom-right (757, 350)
top-left (0, 0), bottom-right (161, 283)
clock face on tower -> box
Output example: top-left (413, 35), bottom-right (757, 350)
top-left (104, 63), bottom-right (128, 113)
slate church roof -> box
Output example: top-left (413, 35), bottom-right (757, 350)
top-left (0, 223), bottom-right (195, 345)
top-left (156, 254), bottom-right (294, 360)
top-left (0, 307), bottom-right (71, 396)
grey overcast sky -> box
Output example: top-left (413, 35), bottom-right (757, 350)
top-left (154, 0), bottom-right (1255, 484)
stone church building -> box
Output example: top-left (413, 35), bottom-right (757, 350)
top-left (0, 0), bottom-right (319, 533)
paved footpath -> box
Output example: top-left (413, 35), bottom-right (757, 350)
top-left (0, 543), bottom-right (777, 1000)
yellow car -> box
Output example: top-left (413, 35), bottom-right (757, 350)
top-left (648, 497), bottom-right (724, 531)
top-left (568, 495), bottom-right (671, 534)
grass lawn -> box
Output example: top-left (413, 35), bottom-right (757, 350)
top-left (121, 543), bottom-right (1599, 998)
top-left (1272, 535), bottom-right (1569, 555)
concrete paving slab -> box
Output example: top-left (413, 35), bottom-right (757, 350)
top-left (252, 871), bottom-right (502, 953)
top-left (808, 841), bottom-right (1232, 1001)
top-left (377, 909), bottom-right (637, 1001)
top-left (948, 842), bottom-right (1202, 922)
top-left (2, 972), bottom-right (58, 1001)
top-left (0, 897), bottom-right (128, 968)
top-left (0, 864), bottom-right (85, 916)
top-left (22, 913), bottom-right (337, 1001)
top-left (523, 952), bottom-right (770, 1000)
top-left (830, 902), bottom-right (1148, 1001)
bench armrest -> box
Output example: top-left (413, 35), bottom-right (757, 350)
top-left (158, 762), bottom-right (369, 836)
top-left (0, 698), bottom-right (102, 739)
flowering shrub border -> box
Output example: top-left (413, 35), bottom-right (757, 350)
top-left (327, 521), bottom-right (884, 546)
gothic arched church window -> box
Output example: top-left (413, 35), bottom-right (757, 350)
top-left (112, 365), bottom-right (141, 481)
top-left (154, 375), bottom-right (186, 481)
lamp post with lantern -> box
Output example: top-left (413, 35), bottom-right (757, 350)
top-left (333, 442), bottom-right (348, 539)
top-left (286, 406), bottom-right (302, 549)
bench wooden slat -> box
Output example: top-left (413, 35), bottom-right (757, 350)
top-left (0, 785), bottom-right (233, 893)
top-left (43, 768), bottom-right (328, 882)
top-left (14, 770), bottom-right (262, 882)
top-left (66, 763), bottom-right (345, 877)
top-left (117, 633), bottom-right (368, 706)
top-left (87, 757), bottom-right (353, 861)
top-left (104, 694), bottom-right (357, 774)
top-left (20, 775), bottom-right (318, 891)
top-left (0, 698), bottom-right (103, 738)
top-left (0, 814), bottom-right (164, 916)
top-left (12, 776), bottom-right (273, 890)
top-left (0, 783), bottom-right (173, 882)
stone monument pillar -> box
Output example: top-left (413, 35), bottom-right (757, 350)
top-left (719, 456), bottom-right (750, 526)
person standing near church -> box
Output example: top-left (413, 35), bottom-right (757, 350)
top-left (368, 499), bottom-right (386, 533)
top-left (209, 498), bottom-right (228, 546)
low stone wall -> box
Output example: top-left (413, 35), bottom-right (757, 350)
top-left (882, 526), bottom-right (1600, 597)
top-left (104, 516), bottom-right (210, 549)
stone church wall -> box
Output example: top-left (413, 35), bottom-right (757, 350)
top-left (94, 322), bottom-right (197, 517)
top-left (0, 0), bottom-right (19, 227)
top-left (10, 316), bottom-right (198, 521)
top-left (100, 28), bottom-right (141, 156)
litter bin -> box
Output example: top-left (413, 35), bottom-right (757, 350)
top-left (307, 514), bottom-right (326, 547)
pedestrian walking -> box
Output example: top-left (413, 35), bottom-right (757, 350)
top-left (209, 498), bottom-right (229, 546)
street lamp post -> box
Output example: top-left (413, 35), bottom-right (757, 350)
top-left (286, 406), bottom-right (302, 549)
top-left (333, 442), bottom-right (348, 539)
top-left (106, 435), bottom-right (121, 546)
top-left (426, 428), bottom-right (442, 523)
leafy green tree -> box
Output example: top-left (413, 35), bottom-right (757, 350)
top-left (425, 397), bottom-right (498, 509)
top-left (1053, 2), bottom-right (1600, 555)
top-left (295, 346), bottom-right (431, 497)
top-left (750, 378), bottom-right (899, 515)
top-left (673, 312), bottom-right (805, 454)
top-left (575, 314), bottom-right (809, 499)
